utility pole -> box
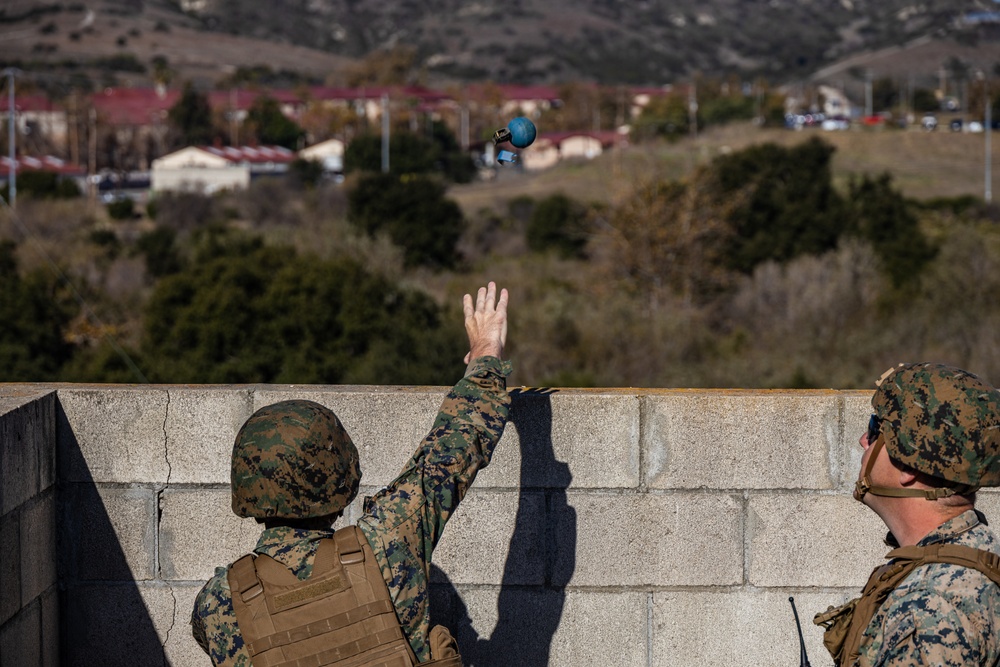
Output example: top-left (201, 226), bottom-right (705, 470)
top-left (3, 67), bottom-right (20, 209)
top-left (381, 93), bottom-right (390, 174)
top-left (688, 79), bottom-right (698, 138)
top-left (229, 87), bottom-right (239, 146)
top-left (865, 69), bottom-right (873, 118)
top-left (88, 107), bottom-right (97, 201)
top-left (982, 71), bottom-right (993, 204)
top-left (460, 105), bottom-right (469, 151)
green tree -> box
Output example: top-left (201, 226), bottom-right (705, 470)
top-left (139, 231), bottom-right (462, 384)
top-left (847, 173), bottom-right (936, 288)
top-left (0, 240), bottom-right (76, 380)
top-left (135, 226), bottom-right (183, 278)
top-left (167, 82), bottom-right (215, 147)
top-left (245, 95), bottom-right (304, 148)
top-left (526, 193), bottom-right (590, 258)
top-left (4, 171), bottom-right (80, 201)
top-left (347, 173), bottom-right (465, 269)
top-left (872, 77), bottom-right (899, 114)
top-left (707, 137), bottom-right (848, 273)
top-left (912, 88), bottom-right (940, 113)
top-left (343, 124), bottom-right (475, 183)
top-left (633, 93), bottom-right (690, 140)
top-left (700, 95), bottom-right (756, 127)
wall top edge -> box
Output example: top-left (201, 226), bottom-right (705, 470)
top-left (0, 383), bottom-right (874, 396)
top-left (0, 386), bottom-right (56, 414)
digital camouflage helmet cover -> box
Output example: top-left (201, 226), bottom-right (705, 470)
top-left (859, 363), bottom-right (1000, 499)
top-left (231, 400), bottom-right (361, 519)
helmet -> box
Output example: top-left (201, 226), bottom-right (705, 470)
top-left (231, 400), bottom-right (360, 519)
top-left (872, 362), bottom-right (1000, 488)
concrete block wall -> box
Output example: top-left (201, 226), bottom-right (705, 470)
top-left (1, 389), bottom-right (58, 667)
top-left (2, 383), bottom-right (999, 666)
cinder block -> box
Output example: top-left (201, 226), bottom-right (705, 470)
top-left (644, 392), bottom-right (839, 490)
top-left (164, 388), bottom-right (252, 484)
top-left (164, 584), bottom-right (209, 667)
top-left (26, 394), bottom-right (56, 497)
top-left (159, 488), bottom-right (261, 581)
top-left (20, 490), bottom-right (56, 602)
top-left (453, 587), bottom-right (647, 667)
top-left (556, 492), bottom-right (743, 587)
top-left (0, 598), bottom-right (40, 667)
top-left (838, 393), bottom-right (872, 490)
top-left (62, 485), bottom-right (156, 581)
top-left (61, 582), bottom-right (174, 666)
top-left (40, 588), bottom-right (58, 667)
top-left (748, 493), bottom-right (887, 588)
top-left (0, 403), bottom-right (40, 516)
top-left (474, 391), bottom-right (641, 490)
top-left (431, 490), bottom-right (544, 586)
top-left (978, 491), bottom-right (1000, 521)
top-left (1, 509), bottom-right (20, 625)
top-left (57, 388), bottom-right (170, 483)
top-left (253, 387), bottom-right (443, 489)
top-left (652, 589), bottom-right (855, 667)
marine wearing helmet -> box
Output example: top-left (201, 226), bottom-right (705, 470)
top-left (817, 361), bottom-right (1000, 667)
top-left (856, 362), bottom-right (1000, 502)
top-left (231, 399), bottom-right (360, 520)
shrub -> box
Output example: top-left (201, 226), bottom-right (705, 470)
top-left (140, 232), bottom-right (463, 384)
top-left (526, 193), bottom-right (590, 258)
top-left (135, 226), bottom-right (182, 278)
top-left (106, 197), bottom-right (135, 220)
top-left (347, 173), bottom-right (465, 269)
top-left (0, 240), bottom-right (76, 380)
top-left (6, 171), bottom-right (81, 200)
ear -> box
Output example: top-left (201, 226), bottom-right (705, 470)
top-left (898, 468), bottom-right (919, 487)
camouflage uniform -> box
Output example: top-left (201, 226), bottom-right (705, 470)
top-left (191, 356), bottom-right (512, 665)
top-left (856, 510), bottom-right (1000, 667)
top-left (817, 363), bottom-right (1000, 667)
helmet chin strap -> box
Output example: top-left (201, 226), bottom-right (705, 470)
top-left (854, 435), bottom-right (967, 502)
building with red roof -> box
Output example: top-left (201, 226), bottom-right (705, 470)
top-left (150, 144), bottom-right (296, 194)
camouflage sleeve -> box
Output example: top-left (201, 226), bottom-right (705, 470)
top-left (872, 594), bottom-right (984, 667)
top-left (191, 568), bottom-right (252, 666)
top-left (191, 603), bottom-right (210, 656)
top-left (362, 355), bottom-right (511, 558)
top-left (357, 355), bottom-right (511, 659)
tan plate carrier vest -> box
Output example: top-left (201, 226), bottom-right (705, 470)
top-left (814, 543), bottom-right (1000, 667)
top-left (227, 525), bottom-right (461, 667)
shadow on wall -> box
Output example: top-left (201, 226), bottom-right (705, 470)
top-left (56, 400), bottom-right (169, 666)
top-left (431, 389), bottom-right (577, 666)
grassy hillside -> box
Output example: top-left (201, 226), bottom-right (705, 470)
top-left (450, 122), bottom-right (998, 216)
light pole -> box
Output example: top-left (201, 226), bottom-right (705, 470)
top-left (3, 67), bottom-right (19, 209)
top-left (381, 93), bottom-right (390, 174)
top-left (980, 71), bottom-right (993, 204)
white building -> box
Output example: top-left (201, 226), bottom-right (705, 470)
top-left (519, 131), bottom-right (623, 171)
top-left (298, 138), bottom-right (345, 173)
top-left (151, 145), bottom-right (295, 193)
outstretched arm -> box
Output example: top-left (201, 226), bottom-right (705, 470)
top-left (358, 282), bottom-right (513, 661)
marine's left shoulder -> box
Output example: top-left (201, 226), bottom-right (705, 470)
top-left (193, 565), bottom-right (232, 620)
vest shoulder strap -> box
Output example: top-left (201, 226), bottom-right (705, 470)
top-left (885, 543), bottom-right (1000, 587)
top-left (818, 543), bottom-right (1000, 667)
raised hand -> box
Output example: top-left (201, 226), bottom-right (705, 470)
top-left (463, 281), bottom-right (509, 363)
